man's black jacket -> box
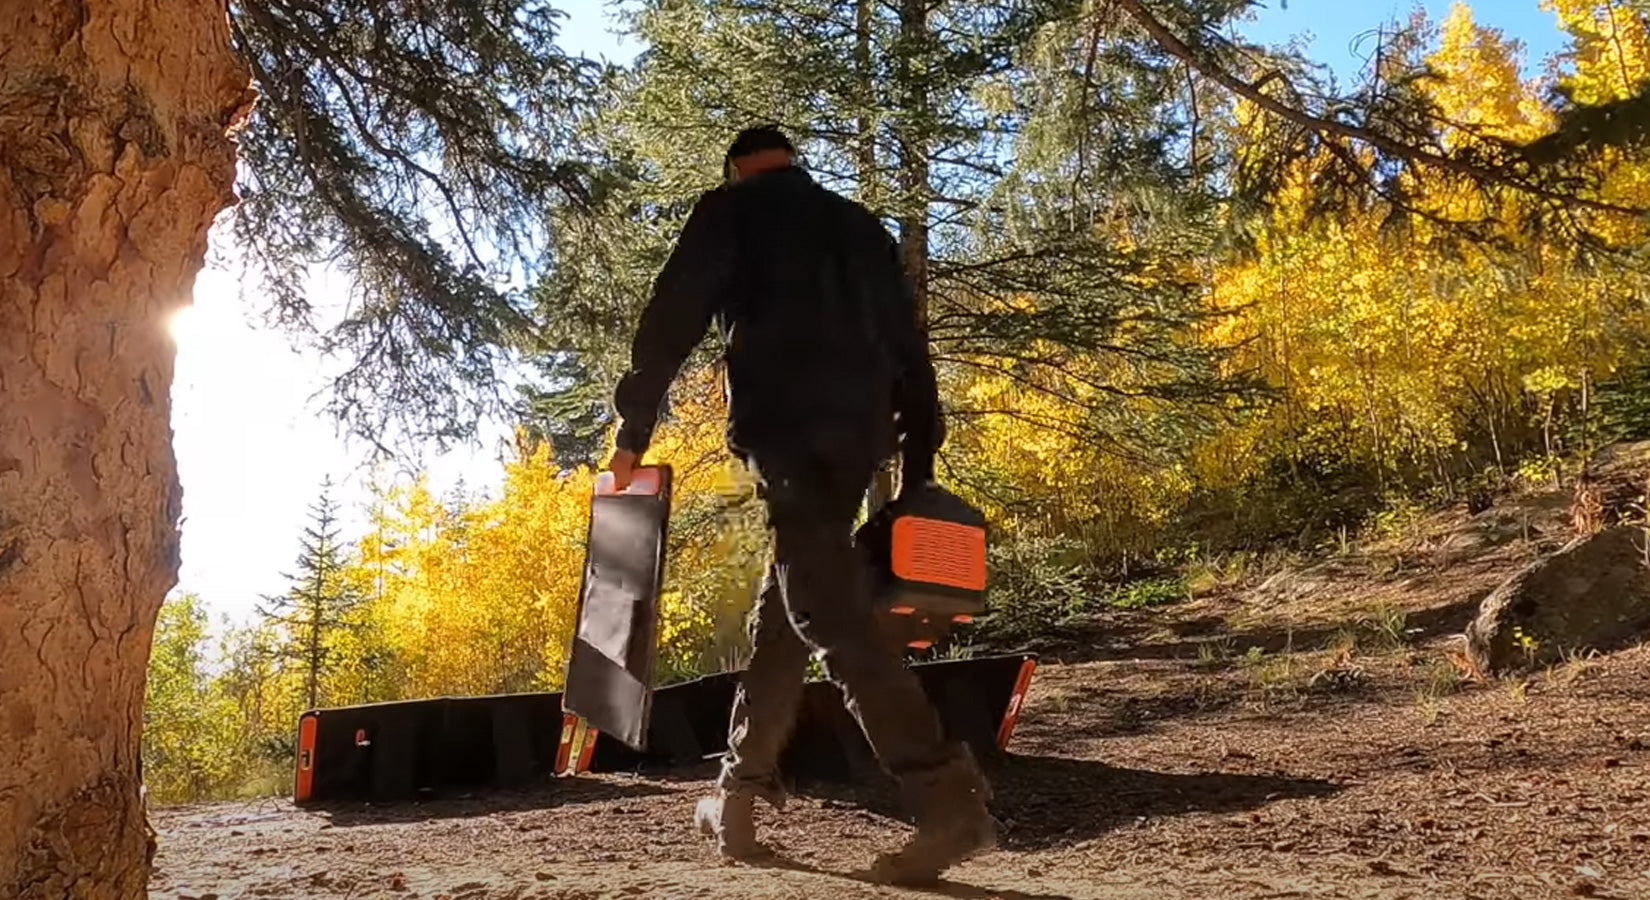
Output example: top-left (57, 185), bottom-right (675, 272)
top-left (612, 165), bottom-right (942, 478)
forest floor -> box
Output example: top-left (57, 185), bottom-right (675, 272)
top-left (150, 459), bottom-right (1650, 900)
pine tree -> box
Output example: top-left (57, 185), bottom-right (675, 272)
top-left (225, 0), bottom-right (607, 452)
top-left (225, 0), bottom-right (1650, 467)
top-left (258, 477), bottom-right (364, 709)
top-left (522, 0), bottom-right (1264, 490)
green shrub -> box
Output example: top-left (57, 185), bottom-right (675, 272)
top-left (1108, 576), bottom-right (1190, 610)
top-left (975, 531), bottom-right (1101, 644)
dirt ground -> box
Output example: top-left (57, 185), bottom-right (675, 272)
top-left (150, 483), bottom-right (1650, 900)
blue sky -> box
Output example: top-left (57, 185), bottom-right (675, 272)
top-left (553, 0), bottom-right (1572, 75)
top-left (172, 0), bottom-right (1577, 630)
top-left (1243, 0), bottom-right (1567, 79)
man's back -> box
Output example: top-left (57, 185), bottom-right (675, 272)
top-left (716, 167), bottom-right (914, 459)
top-left (609, 154), bottom-right (938, 478)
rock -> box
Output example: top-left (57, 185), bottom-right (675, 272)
top-left (1465, 525), bottom-right (1650, 674)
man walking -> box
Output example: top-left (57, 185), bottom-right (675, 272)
top-left (603, 126), bottom-right (995, 884)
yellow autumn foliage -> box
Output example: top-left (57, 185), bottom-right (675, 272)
top-left (1200, 2), bottom-right (1650, 494)
top-left (318, 3), bottom-right (1650, 700)
top-left (308, 3), bottom-right (1650, 694)
top-left (332, 366), bottom-right (763, 698)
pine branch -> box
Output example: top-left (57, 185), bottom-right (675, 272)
top-left (1112, 0), bottom-right (1648, 218)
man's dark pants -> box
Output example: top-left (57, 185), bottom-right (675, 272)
top-left (715, 437), bottom-right (965, 806)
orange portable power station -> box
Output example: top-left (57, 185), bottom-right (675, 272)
top-left (858, 483), bottom-right (988, 648)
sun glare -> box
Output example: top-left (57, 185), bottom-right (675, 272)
top-left (167, 304), bottom-right (197, 348)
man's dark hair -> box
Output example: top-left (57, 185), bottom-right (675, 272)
top-left (724, 126), bottom-right (796, 179)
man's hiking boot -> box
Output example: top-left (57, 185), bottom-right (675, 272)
top-left (867, 752), bottom-right (998, 886)
top-left (694, 790), bottom-right (773, 861)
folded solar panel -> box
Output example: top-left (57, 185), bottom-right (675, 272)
top-left (561, 465), bottom-right (673, 752)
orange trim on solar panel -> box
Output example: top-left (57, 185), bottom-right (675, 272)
top-left (295, 715), bottom-right (317, 803)
top-left (890, 516), bottom-right (986, 591)
top-left (555, 712), bottom-right (577, 774)
top-left (576, 725), bottom-right (600, 773)
top-left (995, 659), bottom-right (1038, 750)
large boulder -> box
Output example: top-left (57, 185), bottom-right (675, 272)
top-left (1465, 525), bottom-right (1650, 674)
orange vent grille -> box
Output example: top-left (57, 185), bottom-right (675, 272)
top-left (890, 516), bottom-right (986, 592)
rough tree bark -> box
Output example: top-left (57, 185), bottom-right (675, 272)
top-left (0, 1), bottom-right (252, 896)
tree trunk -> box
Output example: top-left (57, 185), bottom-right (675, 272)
top-left (0, 1), bottom-right (252, 896)
top-left (859, 0), bottom-right (900, 509)
top-left (855, 0), bottom-right (878, 210)
top-left (307, 608), bottom-right (321, 710)
top-left (895, 0), bottom-right (931, 328)
top-left (868, 0), bottom-right (932, 509)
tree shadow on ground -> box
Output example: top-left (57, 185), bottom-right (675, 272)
top-left (989, 753), bottom-right (1339, 850)
top-left (791, 753), bottom-right (1339, 853)
top-left (311, 775), bottom-right (676, 827)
